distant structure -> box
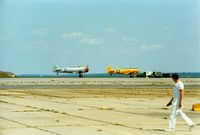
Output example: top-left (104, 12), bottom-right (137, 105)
top-left (106, 65), bottom-right (140, 77)
top-left (162, 73), bottom-right (171, 78)
top-left (136, 72), bottom-right (169, 78)
top-left (0, 71), bottom-right (16, 78)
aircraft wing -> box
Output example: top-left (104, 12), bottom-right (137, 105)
top-left (124, 71), bottom-right (137, 75)
top-left (124, 72), bottom-right (132, 75)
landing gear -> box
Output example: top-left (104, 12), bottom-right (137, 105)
top-left (129, 74), bottom-right (135, 78)
top-left (79, 73), bottom-right (84, 78)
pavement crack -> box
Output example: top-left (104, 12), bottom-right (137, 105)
top-left (0, 116), bottom-right (62, 135)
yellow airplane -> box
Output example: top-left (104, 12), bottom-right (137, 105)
top-left (106, 65), bottom-right (140, 77)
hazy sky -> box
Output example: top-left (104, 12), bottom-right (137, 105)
top-left (0, 0), bottom-right (200, 74)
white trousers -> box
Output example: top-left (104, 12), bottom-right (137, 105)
top-left (169, 98), bottom-right (194, 129)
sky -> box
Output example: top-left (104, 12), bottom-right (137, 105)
top-left (0, 0), bottom-right (200, 74)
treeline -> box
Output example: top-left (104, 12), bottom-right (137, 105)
top-left (0, 71), bottom-right (16, 78)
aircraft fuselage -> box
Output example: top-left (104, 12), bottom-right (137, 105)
top-left (53, 65), bottom-right (89, 77)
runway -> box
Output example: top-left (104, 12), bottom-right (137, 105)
top-left (0, 78), bottom-right (200, 135)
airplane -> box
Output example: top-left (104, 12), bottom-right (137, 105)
top-left (106, 65), bottom-right (140, 77)
top-left (53, 64), bottom-right (89, 77)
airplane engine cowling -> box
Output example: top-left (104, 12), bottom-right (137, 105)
top-left (84, 67), bottom-right (89, 72)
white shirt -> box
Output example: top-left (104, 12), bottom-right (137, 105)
top-left (173, 80), bottom-right (184, 99)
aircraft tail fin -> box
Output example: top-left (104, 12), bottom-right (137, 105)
top-left (54, 63), bottom-right (59, 68)
top-left (106, 65), bottom-right (112, 73)
top-left (53, 63), bottom-right (60, 74)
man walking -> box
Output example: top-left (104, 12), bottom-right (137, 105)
top-left (166, 73), bottom-right (195, 131)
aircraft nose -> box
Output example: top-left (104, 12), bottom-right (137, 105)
top-left (85, 66), bottom-right (89, 72)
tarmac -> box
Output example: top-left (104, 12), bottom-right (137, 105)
top-left (0, 78), bottom-right (200, 135)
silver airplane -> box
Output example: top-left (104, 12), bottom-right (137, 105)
top-left (53, 64), bottom-right (89, 77)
